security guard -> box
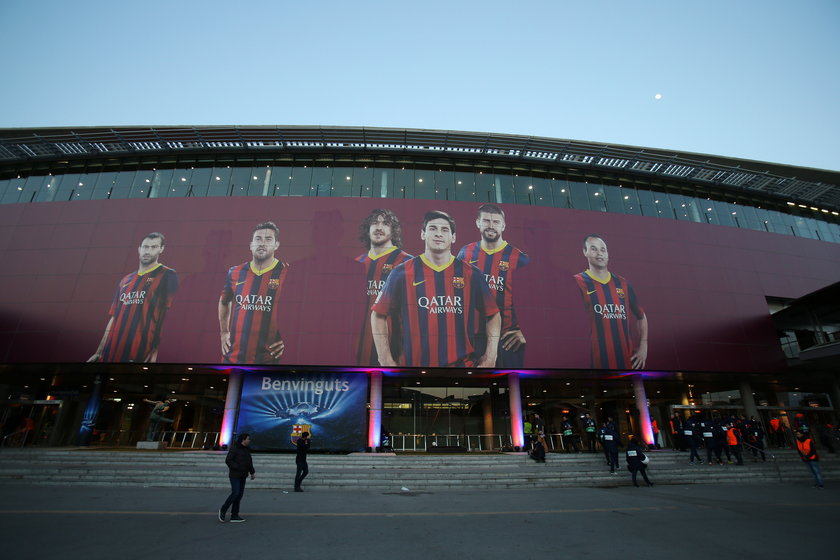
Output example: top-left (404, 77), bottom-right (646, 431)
top-left (582, 412), bottom-right (598, 453)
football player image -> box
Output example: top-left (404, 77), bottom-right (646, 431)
top-left (372, 210), bottom-right (500, 368)
top-left (458, 203), bottom-right (530, 367)
top-left (355, 209), bottom-right (412, 365)
top-left (219, 221), bottom-right (289, 364)
top-left (574, 234), bottom-right (648, 370)
top-left (88, 232), bottom-right (179, 363)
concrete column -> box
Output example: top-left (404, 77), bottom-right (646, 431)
top-left (632, 375), bottom-right (654, 446)
top-left (368, 371), bottom-right (383, 451)
top-left (482, 393), bottom-right (495, 451)
top-left (508, 373), bottom-right (524, 450)
top-left (739, 379), bottom-right (760, 421)
top-left (220, 371), bottom-right (243, 447)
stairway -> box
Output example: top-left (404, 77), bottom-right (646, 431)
top-left (0, 448), bottom-right (835, 490)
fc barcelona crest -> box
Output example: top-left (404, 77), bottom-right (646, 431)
top-left (291, 424), bottom-right (311, 444)
top-left (498, 260), bottom-right (510, 271)
top-left (382, 264), bottom-right (393, 273)
top-left (145, 276), bottom-right (155, 285)
top-left (268, 278), bottom-right (280, 290)
top-left (616, 287), bottom-right (625, 299)
top-left (452, 276), bottom-right (465, 289)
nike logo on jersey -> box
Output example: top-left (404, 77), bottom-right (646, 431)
top-left (236, 281), bottom-right (246, 286)
top-left (469, 260), bottom-right (479, 264)
top-left (587, 289), bottom-right (597, 295)
top-left (413, 280), bottom-right (425, 286)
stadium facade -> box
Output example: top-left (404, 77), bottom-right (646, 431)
top-left (1, 126), bottom-right (838, 453)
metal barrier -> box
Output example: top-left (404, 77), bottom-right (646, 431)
top-left (0, 429), bottom-right (30, 449)
top-left (387, 433), bottom-right (582, 452)
top-left (90, 430), bottom-right (221, 449)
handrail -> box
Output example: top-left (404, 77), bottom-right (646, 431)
top-left (0, 429), bottom-right (29, 449)
top-left (89, 430), bottom-right (221, 449)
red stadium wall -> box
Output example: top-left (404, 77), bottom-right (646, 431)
top-left (1, 197), bottom-right (838, 372)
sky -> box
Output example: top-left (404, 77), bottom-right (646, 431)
top-left (0, 0), bottom-right (838, 171)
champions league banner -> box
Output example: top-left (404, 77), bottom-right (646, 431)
top-left (236, 372), bottom-right (368, 451)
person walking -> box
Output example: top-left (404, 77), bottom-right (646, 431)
top-left (601, 422), bottom-right (620, 474)
top-left (625, 436), bottom-right (653, 487)
top-left (294, 431), bottom-right (311, 492)
top-left (726, 421), bottom-right (744, 465)
top-left (684, 415), bottom-right (702, 465)
top-left (219, 433), bottom-right (255, 523)
top-left (582, 412), bottom-right (598, 453)
top-left (796, 429), bottom-right (824, 488)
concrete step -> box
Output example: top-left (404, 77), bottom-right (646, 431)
top-left (0, 448), bottom-right (835, 490)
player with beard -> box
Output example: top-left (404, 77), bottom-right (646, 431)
top-left (372, 210), bottom-right (500, 368)
top-left (219, 221), bottom-right (289, 364)
top-left (457, 203), bottom-right (529, 367)
top-left (355, 209), bottom-right (412, 365)
top-left (574, 234), bottom-right (648, 369)
top-left (88, 232), bottom-right (179, 363)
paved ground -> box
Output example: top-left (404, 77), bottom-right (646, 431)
top-left (0, 481), bottom-right (838, 559)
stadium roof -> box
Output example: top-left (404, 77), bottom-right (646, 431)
top-left (1, 125), bottom-right (838, 211)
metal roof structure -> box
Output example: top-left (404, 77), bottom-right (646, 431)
top-left (1, 125), bottom-right (838, 211)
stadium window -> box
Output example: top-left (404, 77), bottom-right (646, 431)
top-left (714, 200), bottom-right (736, 227)
top-left (373, 168), bottom-right (395, 198)
top-left (453, 172), bottom-right (475, 202)
top-left (568, 181), bottom-right (590, 210)
top-left (603, 184), bottom-right (624, 213)
top-left (475, 172), bottom-right (496, 203)
top-left (109, 170), bottom-right (137, 200)
top-left (351, 167), bottom-right (373, 198)
top-left (587, 184), bottom-right (607, 212)
top-left (530, 177), bottom-right (553, 207)
top-left (1, 177), bottom-right (26, 204)
top-left (513, 175), bottom-right (533, 205)
top-left (246, 167), bottom-right (271, 196)
top-left (33, 175), bottom-right (61, 203)
top-left (268, 166), bottom-right (292, 196)
top-left (186, 167), bottom-right (212, 197)
top-left (494, 173), bottom-right (515, 204)
top-left (636, 189), bottom-right (657, 217)
top-left (229, 167), bottom-right (252, 197)
top-left (551, 179), bottom-right (571, 209)
top-left (435, 170), bottom-right (455, 201)
top-left (620, 188), bottom-right (641, 215)
top-left (288, 166), bottom-right (312, 197)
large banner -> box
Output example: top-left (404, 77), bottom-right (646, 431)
top-left (1, 196), bottom-right (839, 372)
top-left (236, 372), bottom-right (368, 451)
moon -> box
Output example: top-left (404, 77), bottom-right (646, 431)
top-left (654, 93), bottom-right (663, 100)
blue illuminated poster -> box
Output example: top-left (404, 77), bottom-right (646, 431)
top-left (236, 372), bottom-right (368, 451)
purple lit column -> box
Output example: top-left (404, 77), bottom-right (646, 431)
top-left (632, 374), bottom-right (654, 446)
top-left (220, 371), bottom-right (243, 447)
top-left (368, 370), bottom-right (383, 450)
top-left (508, 373), bottom-right (525, 449)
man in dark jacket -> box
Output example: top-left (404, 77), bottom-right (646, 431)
top-left (294, 431), bottom-right (311, 492)
top-left (219, 433), bottom-right (255, 523)
top-left (625, 436), bottom-right (653, 487)
top-left (601, 421), bottom-right (620, 474)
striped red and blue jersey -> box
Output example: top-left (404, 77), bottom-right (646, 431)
top-left (355, 246), bottom-right (412, 366)
top-left (574, 270), bottom-right (644, 369)
top-left (457, 241), bottom-right (529, 333)
top-left (372, 255), bottom-right (499, 367)
top-left (220, 259), bottom-right (289, 364)
top-left (101, 264), bottom-right (178, 362)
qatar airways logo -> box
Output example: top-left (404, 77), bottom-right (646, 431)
top-left (120, 290), bottom-right (146, 305)
top-left (484, 274), bottom-right (505, 292)
top-left (237, 294), bottom-right (273, 312)
top-left (418, 295), bottom-right (463, 314)
top-left (367, 279), bottom-right (385, 297)
top-left (594, 303), bottom-right (626, 320)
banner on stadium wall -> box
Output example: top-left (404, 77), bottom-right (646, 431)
top-left (2, 196), bottom-right (839, 372)
top-left (236, 372), bottom-right (368, 451)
